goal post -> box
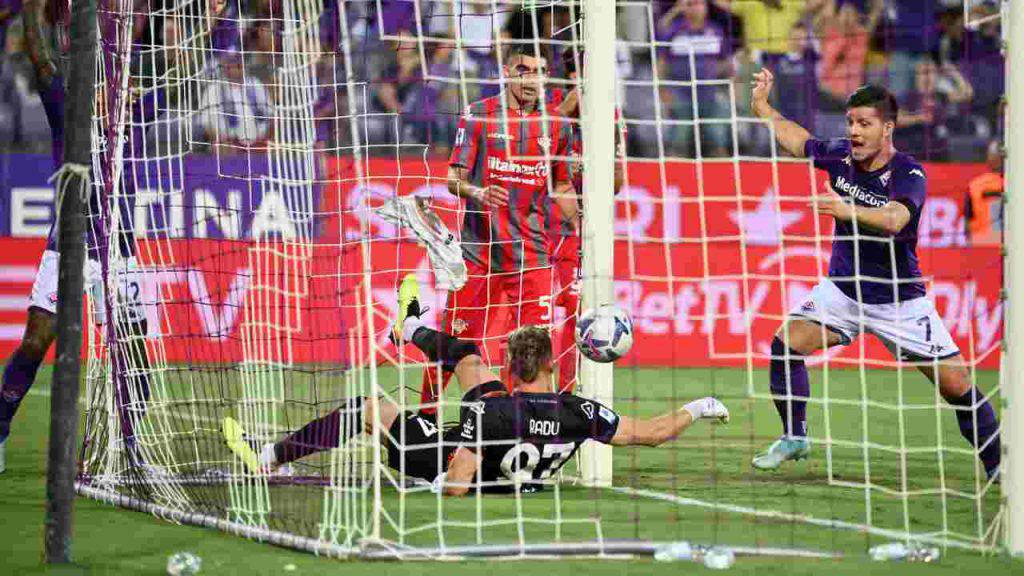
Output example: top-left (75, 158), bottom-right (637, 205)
top-left (576, 0), bottom-right (616, 488)
top-left (1003, 0), bottom-right (1024, 556)
top-left (65, 0), bottom-right (1013, 563)
top-left (45, 0), bottom-right (99, 563)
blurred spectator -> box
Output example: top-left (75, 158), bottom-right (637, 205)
top-left (0, 0), bottom-right (24, 147)
top-left (878, 0), bottom-right (940, 98)
top-left (964, 140), bottom-right (1003, 246)
top-left (246, 19), bottom-right (277, 85)
top-left (0, 0), bottom-right (22, 60)
top-left (197, 50), bottom-right (272, 149)
top-left (401, 40), bottom-right (458, 153)
top-left (763, 20), bottom-right (817, 132)
top-left (657, 0), bottom-right (742, 49)
top-left (656, 0), bottom-right (733, 157)
top-left (939, 4), bottom-right (1003, 140)
top-left (210, 0), bottom-right (241, 52)
top-left (373, 34), bottom-right (421, 115)
top-left (378, 0), bottom-right (418, 37)
top-left (731, 46), bottom-right (770, 155)
top-left (450, 0), bottom-right (510, 100)
top-left (896, 58), bottom-right (972, 161)
top-left (819, 0), bottom-right (882, 108)
top-left (712, 0), bottom-right (825, 58)
top-left (313, 46), bottom-right (350, 153)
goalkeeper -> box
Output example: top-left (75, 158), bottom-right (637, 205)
top-left (224, 275), bottom-right (729, 495)
top-left (748, 68), bottom-right (1001, 480)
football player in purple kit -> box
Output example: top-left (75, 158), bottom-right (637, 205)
top-left (0, 0), bottom-right (164, 473)
top-left (747, 68), bottom-right (1000, 481)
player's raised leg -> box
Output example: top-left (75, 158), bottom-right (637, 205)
top-left (752, 316), bottom-right (846, 471)
top-left (419, 268), bottom-right (493, 413)
top-left (397, 274), bottom-right (493, 393)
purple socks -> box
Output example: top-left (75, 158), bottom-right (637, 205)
top-left (948, 387), bottom-right (1001, 477)
top-left (769, 337), bottom-right (809, 438)
top-left (273, 397), bottom-right (365, 465)
top-left (0, 348), bottom-right (44, 440)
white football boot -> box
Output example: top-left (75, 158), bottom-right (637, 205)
top-left (377, 196), bottom-right (467, 290)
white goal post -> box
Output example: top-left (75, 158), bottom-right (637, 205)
top-left (1002, 0), bottom-right (1024, 557)
top-left (65, 0), bottom-right (1019, 562)
top-left (576, 0), bottom-right (616, 488)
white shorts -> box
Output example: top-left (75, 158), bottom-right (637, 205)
top-left (789, 278), bottom-right (960, 361)
top-left (30, 250), bottom-right (145, 326)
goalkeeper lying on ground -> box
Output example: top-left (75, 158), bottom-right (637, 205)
top-left (224, 274), bottom-right (729, 496)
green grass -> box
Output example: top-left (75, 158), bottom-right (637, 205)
top-left (3, 364), bottom-right (1023, 575)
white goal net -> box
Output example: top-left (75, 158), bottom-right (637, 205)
top-left (76, 0), bottom-right (1010, 560)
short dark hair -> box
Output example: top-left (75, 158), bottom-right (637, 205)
top-left (508, 326), bottom-right (552, 383)
top-left (846, 84), bottom-right (899, 122)
top-left (505, 43), bottom-right (543, 62)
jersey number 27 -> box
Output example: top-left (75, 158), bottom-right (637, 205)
top-left (499, 442), bottom-right (575, 482)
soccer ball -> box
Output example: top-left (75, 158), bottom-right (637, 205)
top-left (575, 304), bottom-right (634, 363)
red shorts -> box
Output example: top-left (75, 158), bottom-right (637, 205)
top-left (552, 235), bottom-right (580, 312)
top-left (441, 265), bottom-right (555, 363)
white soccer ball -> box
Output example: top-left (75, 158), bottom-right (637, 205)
top-left (575, 304), bottom-right (634, 363)
top-left (167, 552), bottom-right (202, 576)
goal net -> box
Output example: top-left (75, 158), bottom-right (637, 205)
top-left (76, 0), bottom-right (1008, 560)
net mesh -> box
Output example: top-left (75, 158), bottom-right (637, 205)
top-left (75, 0), bottom-right (1006, 559)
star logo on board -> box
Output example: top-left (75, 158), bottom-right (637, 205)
top-left (727, 187), bottom-right (804, 246)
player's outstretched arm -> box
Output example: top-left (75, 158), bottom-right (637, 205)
top-left (610, 397), bottom-right (729, 447)
top-left (751, 68), bottom-right (813, 158)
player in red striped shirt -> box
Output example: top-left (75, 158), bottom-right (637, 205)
top-left (421, 44), bottom-right (576, 410)
top-left (547, 49), bottom-right (626, 393)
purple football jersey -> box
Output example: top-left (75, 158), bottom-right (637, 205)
top-left (805, 138), bottom-right (928, 305)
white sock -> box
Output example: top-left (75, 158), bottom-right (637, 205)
top-left (260, 443), bottom-right (277, 467)
top-left (402, 314), bottom-right (427, 343)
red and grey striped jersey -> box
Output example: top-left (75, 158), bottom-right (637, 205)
top-left (449, 95), bottom-right (573, 273)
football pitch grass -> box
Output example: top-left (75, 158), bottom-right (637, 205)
top-left (3, 364), bottom-right (1023, 575)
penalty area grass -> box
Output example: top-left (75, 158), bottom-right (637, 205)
top-left (0, 364), bottom-right (1021, 575)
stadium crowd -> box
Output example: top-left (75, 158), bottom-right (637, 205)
top-left (0, 0), bottom-right (1004, 161)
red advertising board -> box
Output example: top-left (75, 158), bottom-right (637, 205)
top-left (0, 159), bottom-right (1002, 369)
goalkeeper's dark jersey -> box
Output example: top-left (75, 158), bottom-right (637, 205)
top-left (387, 381), bottom-right (619, 492)
top-left (455, 381), bottom-right (620, 491)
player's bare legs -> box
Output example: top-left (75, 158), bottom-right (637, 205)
top-left (753, 318), bottom-right (844, 471)
top-left (0, 307), bottom-right (56, 473)
top-left (917, 356), bottom-right (1001, 479)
